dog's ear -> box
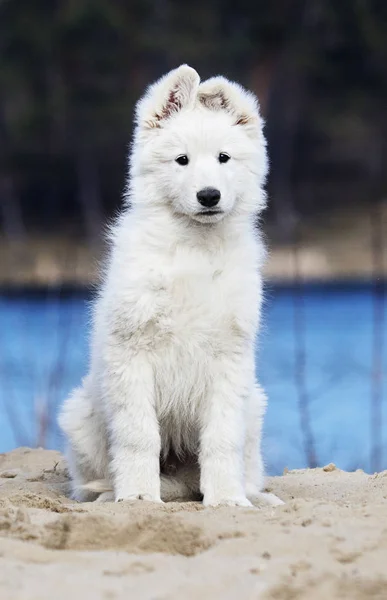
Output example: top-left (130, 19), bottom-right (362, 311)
top-left (198, 77), bottom-right (262, 138)
top-left (136, 65), bottom-right (200, 130)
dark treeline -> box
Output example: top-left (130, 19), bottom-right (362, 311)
top-left (0, 0), bottom-right (386, 239)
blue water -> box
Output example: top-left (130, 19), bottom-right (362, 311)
top-left (0, 284), bottom-right (386, 475)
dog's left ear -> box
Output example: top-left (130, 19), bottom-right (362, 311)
top-left (198, 77), bottom-right (262, 138)
top-left (136, 65), bottom-right (200, 130)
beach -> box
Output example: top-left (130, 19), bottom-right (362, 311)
top-left (1, 448), bottom-right (386, 599)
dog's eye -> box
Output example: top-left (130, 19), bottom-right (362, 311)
top-left (218, 153), bottom-right (231, 164)
top-left (175, 155), bottom-right (189, 166)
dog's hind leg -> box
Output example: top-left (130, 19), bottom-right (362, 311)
top-left (58, 378), bottom-right (110, 502)
top-left (65, 446), bottom-right (99, 502)
top-left (160, 462), bottom-right (201, 502)
top-left (81, 460), bottom-right (201, 503)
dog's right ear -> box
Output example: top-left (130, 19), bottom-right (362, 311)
top-left (136, 65), bottom-right (200, 130)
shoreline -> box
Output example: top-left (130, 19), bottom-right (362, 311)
top-left (1, 203), bottom-right (386, 287)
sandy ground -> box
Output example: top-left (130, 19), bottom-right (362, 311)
top-left (1, 450), bottom-right (387, 599)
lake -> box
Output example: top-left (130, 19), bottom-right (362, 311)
top-left (0, 283), bottom-right (386, 475)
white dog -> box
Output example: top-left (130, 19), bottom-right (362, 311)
top-left (58, 65), bottom-right (282, 507)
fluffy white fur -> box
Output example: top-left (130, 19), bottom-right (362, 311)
top-left (58, 65), bottom-right (282, 508)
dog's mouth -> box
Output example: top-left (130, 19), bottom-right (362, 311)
top-left (196, 210), bottom-right (223, 216)
top-left (190, 209), bottom-right (226, 224)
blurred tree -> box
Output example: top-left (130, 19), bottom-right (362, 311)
top-left (0, 0), bottom-right (386, 237)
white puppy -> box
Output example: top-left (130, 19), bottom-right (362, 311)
top-left (59, 65), bottom-right (282, 507)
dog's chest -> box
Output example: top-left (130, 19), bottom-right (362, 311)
top-left (146, 248), bottom-right (260, 433)
top-left (157, 252), bottom-right (259, 353)
top-left (150, 254), bottom-right (257, 428)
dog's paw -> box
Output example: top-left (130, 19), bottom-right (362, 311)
top-left (116, 493), bottom-right (163, 503)
top-left (203, 495), bottom-right (253, 508)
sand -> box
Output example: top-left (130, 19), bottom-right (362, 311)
top-left (1, 449), bottom-right (387, 599)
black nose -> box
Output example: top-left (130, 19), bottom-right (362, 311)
top-left (196, 187), bottom-right (221, 208)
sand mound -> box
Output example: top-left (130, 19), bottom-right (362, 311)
top-left (1, 448), bottom-right (387, 599)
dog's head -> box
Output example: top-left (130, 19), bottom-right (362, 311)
top-left (130, 65), bottom-right (268, 224)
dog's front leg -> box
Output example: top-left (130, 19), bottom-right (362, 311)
top-left (104, 353), bottom-right (162, 503)
top-left (200, 363), bottom-right (251, 507)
